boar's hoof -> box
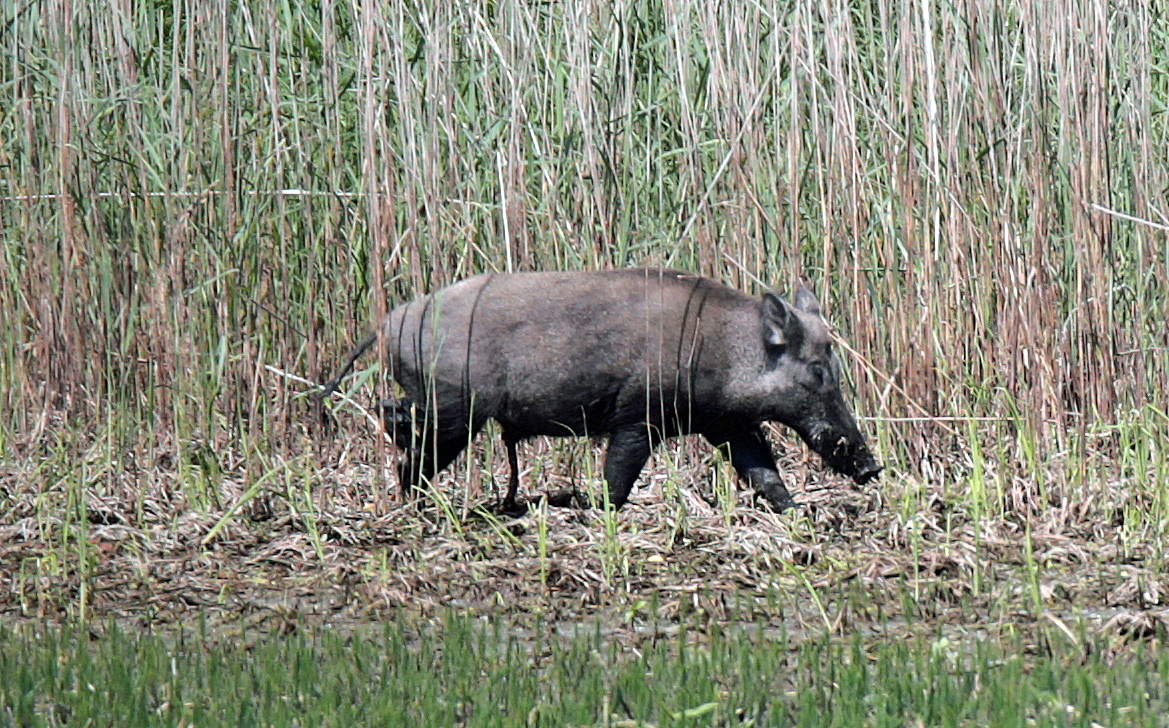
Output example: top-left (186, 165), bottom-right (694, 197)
top-left (544, 488), bottom-right (594, 509)
top-left (771, 496), bottom-right (800, 513)
top-left (495, 497), bottom-right (529, 517)
top-left (757, 490), bottom-right (799, 513)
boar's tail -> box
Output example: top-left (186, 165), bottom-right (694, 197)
top-left (318, 331), bottom-right (377, 402)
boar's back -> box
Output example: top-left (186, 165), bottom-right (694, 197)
top-left (385, 269), bottom-right (752, 438)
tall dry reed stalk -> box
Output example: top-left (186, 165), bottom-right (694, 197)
top-left (2, 0), bottom-right (1166, 514)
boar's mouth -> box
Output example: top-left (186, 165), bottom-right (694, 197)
top-left (853, 461), bottom-right (883, 485)
top-left (801, 428), bottom-right (882, 485)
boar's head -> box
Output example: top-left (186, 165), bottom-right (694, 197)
top-left (754, 286), bottom-right (882, 485)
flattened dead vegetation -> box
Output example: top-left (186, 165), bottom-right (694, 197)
top-left (1, 437), bottom-right (1166, 652)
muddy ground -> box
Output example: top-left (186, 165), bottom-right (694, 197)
top-left (2, 435), bottom-right (1167, 653)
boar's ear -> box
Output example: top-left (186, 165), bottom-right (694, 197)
top-left (794, 285), bottom-right (821, 315)
top-left (760, 292), bottom-right (802, 353)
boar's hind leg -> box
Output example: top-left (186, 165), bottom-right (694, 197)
top-left (703, 426), bottom-right (797, 512)
top-left (603, 427), bottom-right (657, 509)
top-left (500, 428), bottom-right (522, 512)
top-left (378, 397), bottom-right (418, 451)
top-left (397, 412), bottom-right (485, 501)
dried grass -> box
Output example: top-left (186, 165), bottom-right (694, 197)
top-left (2, 437), bottom-right (1163, 648)
top-left (2, 0), bottom-right (1168, 644)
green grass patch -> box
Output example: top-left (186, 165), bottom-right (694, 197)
top-left (2, 613), bottom-right (1166, 728)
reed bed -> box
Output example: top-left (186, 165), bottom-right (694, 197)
top-left (2, 0), bottom-right (1168, 635)
top-left (5, 0), bottom-right (1166, 473)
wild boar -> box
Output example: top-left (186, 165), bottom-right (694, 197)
top-left (322, 268), bottom-right (881, 511)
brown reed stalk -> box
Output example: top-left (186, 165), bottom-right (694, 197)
top-left (1, 0), bottom-right (1166, 517)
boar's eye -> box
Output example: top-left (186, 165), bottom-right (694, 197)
top-left (807, 361), bottom-right (827, 389)
top-left (765, 343), bottom-right (787, 368)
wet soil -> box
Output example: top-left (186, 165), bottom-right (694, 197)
top-left (2, 439), bottom-right (1166, 653)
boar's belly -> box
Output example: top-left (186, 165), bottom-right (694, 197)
top-left (493, 375), bottom-right (635, 438)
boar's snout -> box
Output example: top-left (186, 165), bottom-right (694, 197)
top-left (833, 445), bottom-right (882, 486)
top-left (853, 460), bottom-right (882, 485)
top-left (837, 443), bottom-right (882, 485)
top-left (806, 429), bottom-right (882, 486)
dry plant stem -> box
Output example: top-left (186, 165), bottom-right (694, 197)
top-left (0, 0), bottom-right (1165, 539)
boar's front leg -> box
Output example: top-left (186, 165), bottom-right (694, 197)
top-left (703, 425), bottom-right (797, 512)
top-left (602, 426), bottom-right (657, 509)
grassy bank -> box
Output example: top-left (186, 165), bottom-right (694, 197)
top-left (3, 611), bottom-right (1167, 728)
